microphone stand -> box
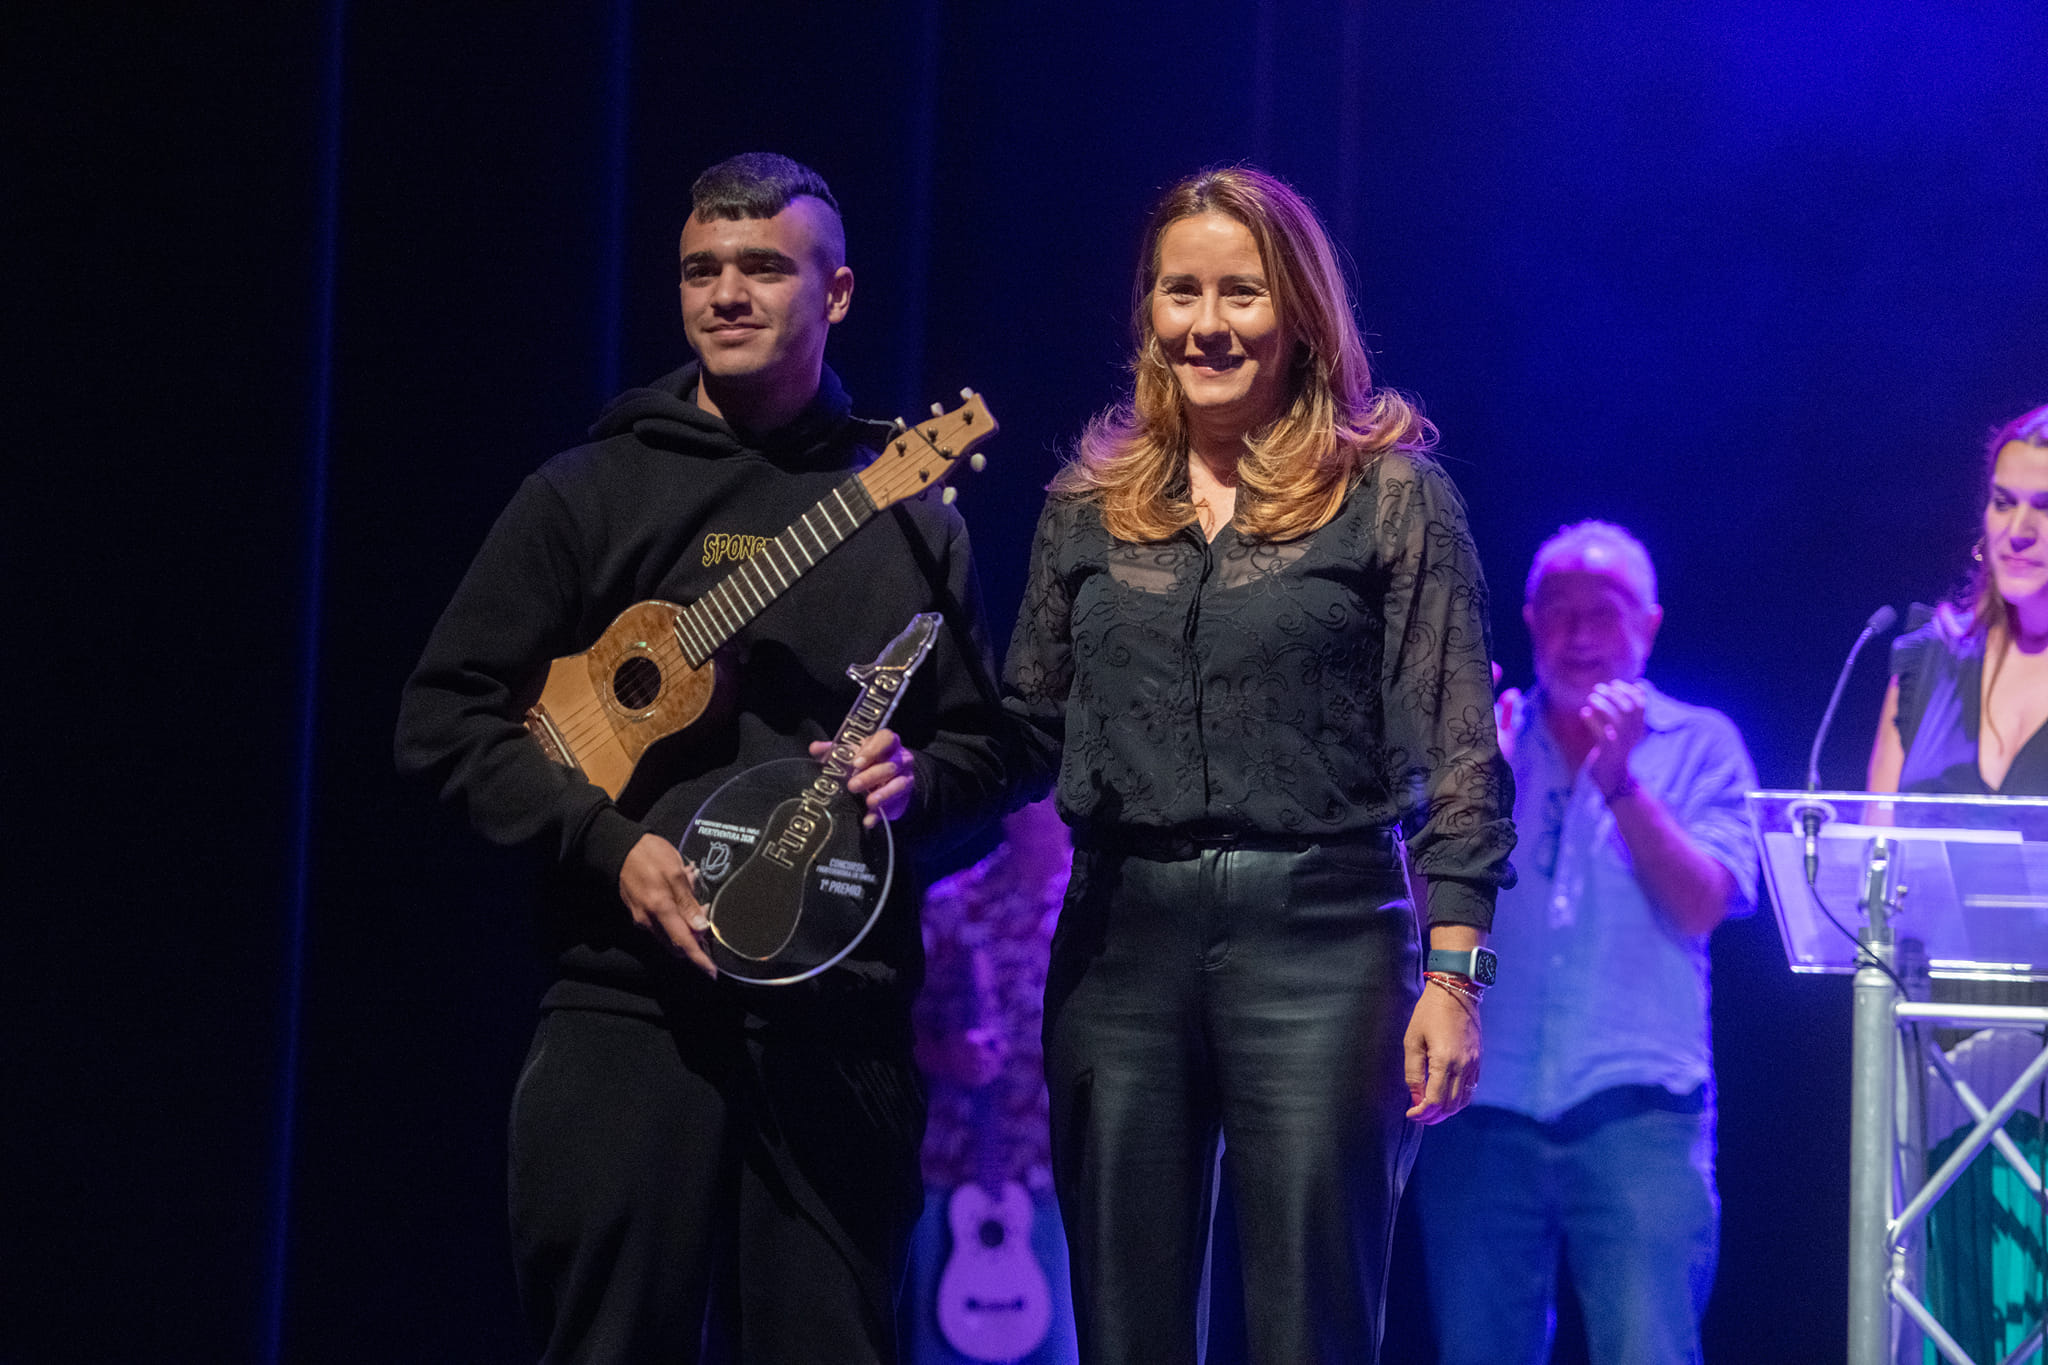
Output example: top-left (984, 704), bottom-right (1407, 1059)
top-left (1792, 604), bottom-right (1898, 884)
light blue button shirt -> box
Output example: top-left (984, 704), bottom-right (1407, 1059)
top-left (1480, 682), bottom-right (1759, 1122)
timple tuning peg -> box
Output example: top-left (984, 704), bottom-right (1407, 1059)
top-left (942, 487), bottom-right (958, 505)
top-left (931, 402), bottom-right (945, 417)
top-left (969, 454), bottom-right (986, 472)
top-left (959, 387), bottom-right (973, 400)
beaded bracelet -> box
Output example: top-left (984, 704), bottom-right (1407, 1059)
top-left (1423, 971), bottom-right (1483, 1006)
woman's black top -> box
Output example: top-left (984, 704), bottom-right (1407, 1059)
top-left (1890, 609), bottom-right (2048, 1010)
top-left (1002, 449), bottom-right (1516, 930)
top-left (1893, 605), bottom-right (2048, 796)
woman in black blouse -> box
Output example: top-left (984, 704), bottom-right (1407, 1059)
top-left (1003, 166), bottom-right (1515, 1364)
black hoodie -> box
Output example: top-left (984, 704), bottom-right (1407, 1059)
top-left (396, 363), bottom-right (1009, 1015)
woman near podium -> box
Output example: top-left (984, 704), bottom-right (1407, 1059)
top-left (1863, 400), bottom-right (2048, 1365)
top-left (1868, 403), bottom-right (2048, 796)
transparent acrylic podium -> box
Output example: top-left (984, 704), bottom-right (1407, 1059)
top-left (1748, 791), bottom-right (2048, 1365)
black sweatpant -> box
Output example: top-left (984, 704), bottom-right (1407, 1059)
top-left (507, 999), bottom-right (924, 1363)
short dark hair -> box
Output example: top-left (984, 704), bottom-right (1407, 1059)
top-left (690, 152), bottom-right (840, 221)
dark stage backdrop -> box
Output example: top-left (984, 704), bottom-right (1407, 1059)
top-left (8, 2), bottom-right (2045, 1362)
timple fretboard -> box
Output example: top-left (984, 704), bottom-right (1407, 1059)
top-left (520, 393), bottom-right (994, 802)
top-left (672, 478), bottom-right (879, 668)
top-left (672, 390), bottom-right (994, 665)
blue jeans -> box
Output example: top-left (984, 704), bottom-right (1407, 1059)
top-left (1411, 1100), bottom-right (1719, 1365)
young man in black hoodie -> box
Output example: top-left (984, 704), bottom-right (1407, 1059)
top-left (396, 153), bottom-right (1010, 1363)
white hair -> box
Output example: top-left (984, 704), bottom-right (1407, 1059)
top-left (1525, 520), bottom-right (1658, 609)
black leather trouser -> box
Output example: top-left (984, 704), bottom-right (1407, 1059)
top-left (1043, 837), bottom-right (1423, 1365)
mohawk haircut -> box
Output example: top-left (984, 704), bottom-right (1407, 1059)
top-left (690, 152), bottom-right (840, 221)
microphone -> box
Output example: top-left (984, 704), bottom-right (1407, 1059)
top-left (1794, 604), bottom-right (1898, 882)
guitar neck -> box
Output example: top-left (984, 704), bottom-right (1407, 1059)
top-left (671, 389), bottom-right (994, 667)
top-left (970, 1079), bottom-right (1008, 1192)
top-left (964, 939), bottom-right (1008, 1192)
top-left (671, 475), bottom-right (879, 666)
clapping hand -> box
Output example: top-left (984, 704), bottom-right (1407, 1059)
top-left (1581, 679), bottom-right (1648, 798)
top-left (1492, 661), bottom-right (1525, 766)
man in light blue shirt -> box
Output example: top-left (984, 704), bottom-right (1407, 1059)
top-left (1412, 521), bottom-right (1758, 1365)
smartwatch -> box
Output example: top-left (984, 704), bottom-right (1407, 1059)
top-left (1426, 946), bottom-right (1499, 988)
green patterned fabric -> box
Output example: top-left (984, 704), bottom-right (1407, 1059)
top-left (1923, 1110), bottom-right (2046, 1365)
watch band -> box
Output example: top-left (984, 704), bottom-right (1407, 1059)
top-left (1425, 946), bottom-right (1499, 988)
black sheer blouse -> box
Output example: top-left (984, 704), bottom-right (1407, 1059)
top-left (1002, 450), bottom-right (1516, 929)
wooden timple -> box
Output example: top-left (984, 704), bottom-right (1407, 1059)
top-left (521, 390), bottom-right (997, 799)
top-left (523, 599), bottom-right (715, 798)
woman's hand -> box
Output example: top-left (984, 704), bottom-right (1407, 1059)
top-left (811, 728), bottom-right (916, 828)
top-left (1403, 978), bottom-right (1482, 1123)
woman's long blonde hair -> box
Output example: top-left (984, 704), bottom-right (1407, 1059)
top-left (1940, 402), bottom-right (2048, 744)
top-left (1052, 166), bottom-right (1433, 543)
